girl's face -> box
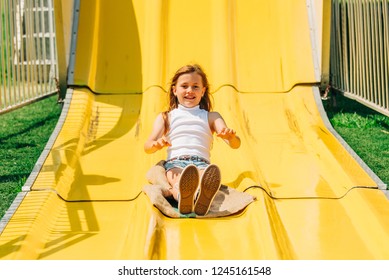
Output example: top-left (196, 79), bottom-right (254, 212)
top-left (172, 73), bottom-right (206, 108)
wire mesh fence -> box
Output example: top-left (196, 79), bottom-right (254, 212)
top-left (330, 0), bottom-right (389, 117)
top-left (0, 0), bottom-right (58, 114)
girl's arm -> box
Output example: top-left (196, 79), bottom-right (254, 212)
top-left (144, 113), bottom-right (171, 154)
top-left (209, 112), bottom-right (241, 149)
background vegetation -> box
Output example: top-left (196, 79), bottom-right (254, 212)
top-left (0, 95), bottom-right (61, 218)
top-left (324, 92), bottom-right (389, 185)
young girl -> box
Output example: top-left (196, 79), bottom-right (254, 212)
top-left (144, 64), bottom-right (240, 216)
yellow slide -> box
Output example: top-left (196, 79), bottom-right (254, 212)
top-left (1, 0), bottom-right (389, 259)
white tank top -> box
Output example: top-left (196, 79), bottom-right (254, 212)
top-left (166, 105), bottom-right (213, 161)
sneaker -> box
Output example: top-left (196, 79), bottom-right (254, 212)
top-left (194, 164), bottom-right (221, 216)
top-left (178, 164), bottom-right (199, 214)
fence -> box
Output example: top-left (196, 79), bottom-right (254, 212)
top-left (2, 1), bottom-right (389, 117)
top-left (330, 0), bottom-right (389, 117)
top-left (0, 0), bottom-right (58, 114)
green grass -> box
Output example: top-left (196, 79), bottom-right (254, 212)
top-left (324, 92), bottom-right (389, 186)
top-left (0, 95), bottom-right (62, 218)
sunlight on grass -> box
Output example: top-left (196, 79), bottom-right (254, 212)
top-left (0, 95), bottom-right (62, 218)
top-left (324, 93), bottom-right (389, 187)
top-left (331, 112), bottom-right (388, 128)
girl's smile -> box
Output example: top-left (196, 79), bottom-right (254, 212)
top-left (173, 73), bottom-right (206, 108)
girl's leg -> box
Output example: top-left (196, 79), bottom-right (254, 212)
top-left (195, 164), bottom-right (221, 216)
top-left (166, 165), bottom-right (200, 214)
top-left (166, 168), bottom-right (182, 200)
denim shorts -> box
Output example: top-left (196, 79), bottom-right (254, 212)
top-left (164, 156), bottom-right (209, 171)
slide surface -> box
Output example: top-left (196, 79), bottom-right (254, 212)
top-left (1, 0), bottom-right (389, 259)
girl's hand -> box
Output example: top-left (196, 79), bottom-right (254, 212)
top-left (209, 112), bottom-right (241, 149)
top-left (144, 113), bottom-right (171, 154)
top-left (152, 136), bottom-right (171, 151)
top-left (216, 127), bottom-right (237, 140)
top-left (216, 127), bottom-right (241, 149)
